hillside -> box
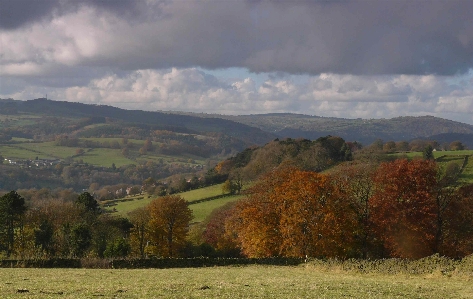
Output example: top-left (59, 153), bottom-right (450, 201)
top-left (2, 98), bottom-right (472, 148)
top-left (221, 114), bottom-right (473, 147)
top-left (0, 98), bottom-right (275, 146)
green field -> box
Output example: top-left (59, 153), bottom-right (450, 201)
top-left (0, 145), bottom-right (54, 160)
top-left (79, 148), bottom-right (135, 168)
top-left (13, 142), bottom-right (78, 159)
top-left (0, 137), bottom-right (206, 168)
top-left (191, 194), bottom-right (243, 222)
top-left (459, 156), bottom-right (473, 184)
top-left (102, 183), bottom-right (243, 222)
top-left (0, 264), bottom-right (471, 299)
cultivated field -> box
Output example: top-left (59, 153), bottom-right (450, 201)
top-left (0, 263), bottom-right (471, 299)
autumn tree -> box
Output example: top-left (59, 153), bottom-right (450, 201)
top-left (203, 202), bottom-right (240, 257)
top-left (147, 195), bottom-right (193, 257)
top-left (226, 166), bottom-right (356, 258)
top-left (449, 141), bottom-right (465, 151)
top-left (370, 159), bottom-right (439, 258)
top-left (383, 141), bottom-right (396, 153)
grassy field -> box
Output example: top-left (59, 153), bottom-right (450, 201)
top-left (191, 194), bottom-right (243, 222)
top-left (0, 142), bottom-right (79, 160)
top-left (0, 137), bottom-right (206, 168)
top-left (102, 183), bottom-right (243, 222)
top-left (0, 264), bottom-right (471, 299)
top-left (79, 148), bottom-right (135, 168)
top-left (394, 150), bottom-right (473, 159)
top-left (459, 156), bottom-right (473, 184)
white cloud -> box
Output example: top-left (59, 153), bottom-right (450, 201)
top-left (2, 68), bottom-right (472, 124)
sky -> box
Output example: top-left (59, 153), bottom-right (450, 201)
top-left (1, 0), bottom-right (473, 125)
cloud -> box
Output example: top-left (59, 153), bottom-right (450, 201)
top-left (2, 68), bottom-right (472, 125)
top-left (1, 1), bottom-right (472, 126)
top-left (1, 0), bottom-right (473, 76)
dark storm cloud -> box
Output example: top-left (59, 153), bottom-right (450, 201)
top-left (0, 0), bottom-right (58, 29)
top-left (0, 0), bottom-right (145, 30)
top-left (2, 0), bottom-right (473, 76)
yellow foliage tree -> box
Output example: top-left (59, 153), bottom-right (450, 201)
top-left (147, 195), bottom-right (193, 257)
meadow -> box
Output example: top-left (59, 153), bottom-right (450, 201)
top-left (103, 183), bottom-right (243, 222)
top-left (0, 261), bottom-right (471, 299)
top-left (0, 137), bottom-right (207, 169)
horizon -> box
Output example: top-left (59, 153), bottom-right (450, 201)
top-left (4, 97), bottom-right (473, 127)
top-left (1, 1), bottom-right (472, 125)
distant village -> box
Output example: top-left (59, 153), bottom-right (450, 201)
top-left (3, 158), bottom-right (61, 168)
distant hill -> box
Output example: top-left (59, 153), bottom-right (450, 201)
top-left (2, 98), bottom-right (472, 148)
top-left (213, 113), bottom-right (473, 148)
top-left (0, 98), bottom-right (275, 146)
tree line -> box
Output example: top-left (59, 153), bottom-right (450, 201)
top-left (0, 191), bottom-right (194, 259)
top-left (203, 159), bottom-right (473, 259)
top-left (1, 158), bottom-right (472, 260)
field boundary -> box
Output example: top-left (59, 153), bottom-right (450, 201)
top-left (0, 257), bottom-right (303, 269)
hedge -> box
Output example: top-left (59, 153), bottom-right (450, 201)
top-left (0, 257), bottom-right (304, 269)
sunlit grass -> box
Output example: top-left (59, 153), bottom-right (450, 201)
top-left (0, 264), bottom-right (471, 299)
top-left (78, 148), bottom-right (135, 167)
top-left (102, 183), bottom-right (244, 221)
top-left (190, 194), bottom-right (243, 222)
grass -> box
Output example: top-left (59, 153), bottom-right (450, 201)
top-left (102, 183), bottom-right (243, 222)
top-left (190, 194), bottom-right (243, 222)
top-left (0, 264), bottom-right (471, 299)
top-left (0, 145), bottom-right (54, 160)
top-left (180, 184), bottom-right (227, 203)
top-left (9, 142), bottom-right (77, 159)
top-left (0, 137), bottom-right (207, 168)
top-left (459, 155), bottom-right (473, 184)
top-left (79, 148), bottom-right (135, 168)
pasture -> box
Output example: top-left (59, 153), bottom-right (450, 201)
top-left (0, 137), bottom-right (206, 168)
top-left (0, 263), bottom-right (471, 299)
top-left (102, 183), bottom-right (243, 222)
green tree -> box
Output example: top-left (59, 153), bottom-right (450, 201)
top-left (70, 223), bottom-right (92, 258)
top-left (104, 238), bottom-right (131, 258)
top-left (34, 219), bottom-right (54, 256)
top-left (423, 145), bottom-right (434, 160)
top-left (0, 191), bottom-right (27, 256)
top-left (75, 192), bottom-right (99, 214)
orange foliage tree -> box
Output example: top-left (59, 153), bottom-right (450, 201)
top-left (370, 159), bottom-right (439, 258)
top-left (226, 166), bottom-right (356, 258)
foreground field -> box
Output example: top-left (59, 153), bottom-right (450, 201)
top-left (0, 264), bottom-right (471, 299)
